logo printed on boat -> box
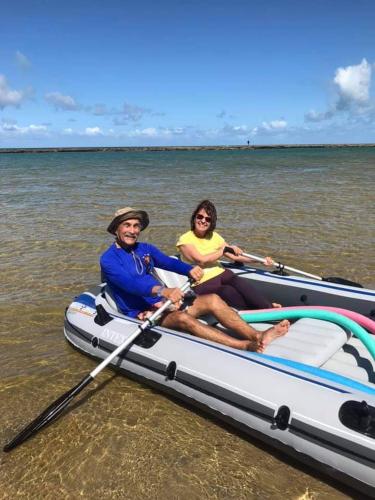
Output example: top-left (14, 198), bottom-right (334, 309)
top-left (70, 303), bottom-right (96, 317)
top-left (102, 327), bottom-right (127, 345)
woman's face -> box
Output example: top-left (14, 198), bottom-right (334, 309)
top-left (194, 208), bottom-right (211, 236)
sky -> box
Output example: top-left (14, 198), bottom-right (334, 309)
top-left (0, 0), bottom-right (374, 147)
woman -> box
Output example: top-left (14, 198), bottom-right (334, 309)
top-left (176, 200), bottom-right (280, 310)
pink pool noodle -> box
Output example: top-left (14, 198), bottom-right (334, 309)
top-left (240, 305), bottom-right (375, 334)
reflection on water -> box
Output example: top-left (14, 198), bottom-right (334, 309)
top-left (1, 149), bottom-right (374, 499)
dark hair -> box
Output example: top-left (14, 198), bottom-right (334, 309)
top-left (190, 200), bottom-right (217, 234)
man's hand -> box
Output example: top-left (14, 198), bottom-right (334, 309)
top-left (189, 265), bottom-right (203, 282)
top-left (137, 310), bottom-right (154, 320)
top-left (162, 287), bottom-right (185, 304)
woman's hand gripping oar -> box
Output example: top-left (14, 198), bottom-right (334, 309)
top-left (3, 281), bottom-right (191, 452)
top-left (223, 247), bottom-right (363, 288)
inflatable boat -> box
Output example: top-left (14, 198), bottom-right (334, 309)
top-left (221, 261), bottom-right (375, 319)
top-left (64, 265), bottom-right (375, 496)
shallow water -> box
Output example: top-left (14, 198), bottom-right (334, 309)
top-left (1, 148), bottom-right (374, 499)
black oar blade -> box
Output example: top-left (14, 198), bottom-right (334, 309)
top-left (323, 277), bottom-right (363, 288)
top-left (3, 374), bottom-right (93, 452)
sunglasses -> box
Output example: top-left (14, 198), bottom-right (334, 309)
top-left (196, 214), bottom-right (211, 223)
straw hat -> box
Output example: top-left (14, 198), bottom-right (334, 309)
top-left (107, 207), bottom-right (149, 234)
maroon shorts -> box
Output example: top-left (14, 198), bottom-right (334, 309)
top-left (194, 269), bottom-right (272, 310)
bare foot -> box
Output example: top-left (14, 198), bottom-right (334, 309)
top-left (272, 302), bottom-right (282, 308)
top-left (243, 339), bottom-right (259, 351)
top-left (257, 320), bottom-right (290, 352)
top-left (222, 339), bottom-right (258, 351)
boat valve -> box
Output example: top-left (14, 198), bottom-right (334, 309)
top-left (273, 405), bottom-right (291, 430)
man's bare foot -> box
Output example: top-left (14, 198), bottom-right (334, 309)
top-left (219, 339), bottom-right (258, 351)
top-left (272, 302), bottom-right (282, 308)
top-left (243, 339), bottom-right (259, 351)
top-left (257, 320), bottom-right (290, 352)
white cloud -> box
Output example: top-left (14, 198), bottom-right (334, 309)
top-left (334, 58), bottom-right (371, 107)
top-left (15, 51), bottom-right (32, 70)
top-left (1, 122), bottom-right (19, 132)
top-left (0, 121), bottom-right (48, 135)
top-left (220, 124), bottom-right (249, 136)
top-left (305, 59), bottom-right (373, 122)
top-left (0, 75), bottom-right (31, 109)
top-left (28, 124), bottom-right (48, 132)
top-left (128, 127), bottom-right (185, 138)
top-left (135, 127), bottom-right (158, 137)
top-left (261, 120), bottom-right (287, 130)
top-left (304, 109), bottom-right (335, 122)
top-left (45, 92), bottom-right (80, 111)
top-left (84, 126), bottom-right (102, 136)
top-left (250, 120), bottom-right (288, 136)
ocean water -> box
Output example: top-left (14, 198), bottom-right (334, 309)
top-left (1, 147), bottom-right (374, 499)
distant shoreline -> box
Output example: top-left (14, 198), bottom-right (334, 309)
top-left (1, 144), bottom-right (375, 154)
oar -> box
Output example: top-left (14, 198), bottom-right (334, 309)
top-left (223, 247), bottom-right (363, 288)
top-left (3, 281), bottom-right (191, 452)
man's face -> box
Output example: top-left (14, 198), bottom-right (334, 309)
top-left (115, 218), bottom-right (141, 247)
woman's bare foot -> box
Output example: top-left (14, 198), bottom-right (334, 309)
top-left (257, 320), bottom-right (290, 352)
top-left (272, 302), bottom-right (282, 308)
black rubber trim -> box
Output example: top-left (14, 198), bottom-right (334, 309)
top-left (64, 318), bottom-right (275, 422)
top-left (175, 370), bottom-right (275, 421)
top-left (290, 417), bottom-right (375, 465)
top-left (65, 316), bottom-right (375, 467)
top-left (64, 318), bottom-right (166, 374)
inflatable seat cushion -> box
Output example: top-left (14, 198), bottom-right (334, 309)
top-left (263, 318), bottom-right (351, 366)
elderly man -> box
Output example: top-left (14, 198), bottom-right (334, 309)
top-left (100, 207), bottom-right (289, 352)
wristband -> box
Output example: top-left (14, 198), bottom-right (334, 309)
top-left (156, 286), bottom-right (165, 297)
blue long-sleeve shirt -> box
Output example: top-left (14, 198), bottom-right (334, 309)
top-left (100, 242), bottom-right (193, 317)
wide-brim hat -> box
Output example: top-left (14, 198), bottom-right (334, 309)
top-left (107, 207), bottom-right (149, 235)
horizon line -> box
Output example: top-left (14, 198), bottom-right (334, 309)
top-left (1, 143), bottom-right (375, 154)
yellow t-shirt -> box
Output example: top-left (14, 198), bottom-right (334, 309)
top-left (176, 230), bottom-right (225, 285)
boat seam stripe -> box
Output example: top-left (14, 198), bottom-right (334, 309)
top-left (290, 418), bottom-right (375, 464)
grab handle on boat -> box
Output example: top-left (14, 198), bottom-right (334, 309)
top-left (240, 309), bottom-right (375, 361)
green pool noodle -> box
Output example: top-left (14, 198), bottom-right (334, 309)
top-left (240, 308), bottom-right (375, 361)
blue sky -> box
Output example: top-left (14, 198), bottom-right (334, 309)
top-left (1, 0), bottom-right (374, 147)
